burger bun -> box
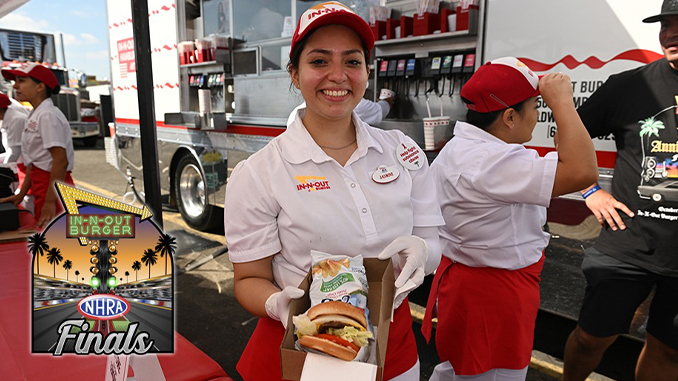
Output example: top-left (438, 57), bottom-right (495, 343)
top-left (298, 335), bottom-right (358, 361)
top-left (307, 301), bottom-right (368, 329)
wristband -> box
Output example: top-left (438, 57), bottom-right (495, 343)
top-left (582, 185), bottom-right (601, 199)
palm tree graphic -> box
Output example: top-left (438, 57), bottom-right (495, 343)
top-left (28, 232), bottom-right (49, 275)
top-left (132, 260), bottom-right (142, 281)
top-left (46, 247), bottom-right (63, 278)
top-left (63, 260), bottom-right (73, 281)
top-left (155, 233), bottom-right (176, 275)
top-left (141, 249), bottom-right (158, 279)
top-left (125, 271), bottom-right (130, 283)
top-left (639, 116), bottom-right (665, 159)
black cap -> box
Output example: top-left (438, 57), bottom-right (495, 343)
top-left (643, 0), bottom-right (678, 23)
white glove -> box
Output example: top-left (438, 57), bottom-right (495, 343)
top-left (378, 236), bottom-right (428, 309)
top-left (265, 286), bottom-right (305, 329)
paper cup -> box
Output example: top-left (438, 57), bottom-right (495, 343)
top-left (423, 117), bottom-right (438, 151)
top-left (380, 88), bottom-right (396, 100)
top-left (423, 116), bottom-right (451, 150)
top-left (447, 14), bottom-right (457, 32)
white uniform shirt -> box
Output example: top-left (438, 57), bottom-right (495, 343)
top-left (431, 121), bottom-right (558, 270)
top-left (225, 108), bottom-right (444, 289)
top-left (21, 98), bottom-right (74, 172)
top-left (0, 102), bottom-right (28, 164)
top-left (287, 98), bottom-right (391, 127)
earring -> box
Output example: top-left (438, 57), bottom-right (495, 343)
top-left (295, 82), bottom-right (300, 89)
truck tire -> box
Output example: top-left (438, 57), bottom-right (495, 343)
top-left (174, 155), bottom-right (222, 231)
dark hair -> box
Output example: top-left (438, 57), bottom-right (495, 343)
top-left (463, 98), bottom-right (527, 130)
top-left (287, 25), bottom-right (370, 74)
top-left (29, 77), bottom-right (57, 98)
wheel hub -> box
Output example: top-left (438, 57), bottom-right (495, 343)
top-left (179, 163), bottom-right (206, 219)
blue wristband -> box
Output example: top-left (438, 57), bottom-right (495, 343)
top-left (582, 185), bottom-right (601, 199)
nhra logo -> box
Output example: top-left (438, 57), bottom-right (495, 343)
top-left (31, 183), bottom-right (174, 356)
top-left (295, 175), bottom-right (331, 192)
top-left (77, 294), bottom-right (130, 320)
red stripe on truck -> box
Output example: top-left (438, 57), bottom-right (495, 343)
top-left (114, 118), bottom-right (285, 137)
top-left (527, 146), bottom-right (616, 169)
top-left (519, 49), bottom-right (663, 71)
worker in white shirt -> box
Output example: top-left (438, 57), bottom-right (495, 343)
top-left (421, 57), bottom-right (598, 381)
top-left (0, 92), bottom-right (28, 165)
top-left (224, 3), bottom-right (443, 380)
top-left (0, 63), bottom-right (75, 228)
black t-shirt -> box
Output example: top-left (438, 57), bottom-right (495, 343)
top-left (578, 58), bottom-right (678, 277)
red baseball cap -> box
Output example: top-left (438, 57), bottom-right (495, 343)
top-left (461, 57), bottom-right (540, 113)
top-left (291, 1), bottom-right (375, 57)
top-left (0, 93), bottom-right (10, 109)
top-left (1, 63), bottom-right (61, 94)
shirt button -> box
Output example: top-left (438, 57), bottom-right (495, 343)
top-left (351, 183), bottom-right (356, 188)
top-left (362, 208), bottom-right (367, 214)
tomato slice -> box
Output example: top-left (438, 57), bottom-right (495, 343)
top-left (316, 333), bottom-right (360, 352)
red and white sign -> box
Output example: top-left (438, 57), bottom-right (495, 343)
top-left (117, 38), bottom-right (136, 78)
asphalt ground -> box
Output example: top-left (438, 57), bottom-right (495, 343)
top-left (70, 137), bottom-right (610, 381)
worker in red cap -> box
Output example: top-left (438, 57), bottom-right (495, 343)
top-left (0, 92), bottom-right (28, 165)
top-left (224, 2), bottom-right (443, 380)
top-left (0, 63), bottom-right (74, 228)
top-left (421, 57), bottom-right (598, 381)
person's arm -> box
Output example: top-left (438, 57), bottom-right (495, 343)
top-left (413, 226), bottom-right (440, 275)
top-left (37, 146), bottom-right (68, 227)
top-left (354, 98), bottom-right (386, 126)
top-left (233, 256), bottom-right (279, 318)
top-left (539, 73), bottom-right (598, 197)
top-left (579, 184), bottom-right (634, 231)
top-left (574, 75), bottom-right (633, 230)
top-left (0, 165), bottom-right (30, 205)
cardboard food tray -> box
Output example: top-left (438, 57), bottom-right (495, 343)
top-left (280, 258), bottom-right (395, 381)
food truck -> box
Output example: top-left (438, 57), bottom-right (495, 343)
top-left (0, 28), bottom-right (101, 146)
top-left (105, 0), bottom-right (663, 230)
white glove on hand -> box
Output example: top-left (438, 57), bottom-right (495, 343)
top-left (265, 286), bottom-right (305, 329)
top-left (378, 236), bottom-right (428, 309)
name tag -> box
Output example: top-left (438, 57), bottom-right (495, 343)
top-left (372, 165), bottom-right (399, 184)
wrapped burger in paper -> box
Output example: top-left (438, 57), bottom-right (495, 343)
top-left (292, 250), bottom-right (376, 363)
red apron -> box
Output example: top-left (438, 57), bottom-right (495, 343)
top-left (31, 166), bottom-right (73, 222)
top-left (422, 255), bottom-right (544, 376)
top-left (237, 298), bottom-right (418, 381)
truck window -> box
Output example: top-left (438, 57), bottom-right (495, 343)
top-left (231, 0), bottom-right (291, 42)
top-left (203, 0), bottom-right (232, 37)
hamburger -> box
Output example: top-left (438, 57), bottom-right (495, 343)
top-left (293, 301), bottom-right (373, 361)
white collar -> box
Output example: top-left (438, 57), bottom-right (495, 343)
top-left (279, 107), bottom-right (383, 165)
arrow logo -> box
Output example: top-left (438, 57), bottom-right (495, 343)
top-left (55, 182), bottom-right (152, 245)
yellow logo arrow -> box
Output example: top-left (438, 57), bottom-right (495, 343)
top-left (55, 182), bottom-right (152, 245)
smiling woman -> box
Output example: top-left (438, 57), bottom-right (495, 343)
top-left (222, 2), bottom-right (445, 381)
top-left (288, 24), bottom-right (368, 165)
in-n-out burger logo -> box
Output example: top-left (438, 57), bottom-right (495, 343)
top-left (50, 295), bottom-right (153, 355)
top-left (299, 2), bottom-right (354, 35)
top-left (26, 120), bottom-right (38, 132)
top-left (295, 175), bottom-right (331, 192)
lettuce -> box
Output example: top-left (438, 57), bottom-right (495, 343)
top-left (327, 327), bottom-right (373, 347)
top-left (293, 314), bottom-right (318, 339)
